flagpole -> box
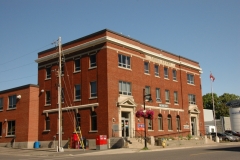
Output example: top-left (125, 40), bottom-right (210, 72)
top-left (211, 73), bottom-right (218, 143)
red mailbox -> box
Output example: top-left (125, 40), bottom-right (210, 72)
top-left (96, 135), bottom-right (107, 150)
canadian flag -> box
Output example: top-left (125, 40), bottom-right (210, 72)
top-left (210, 73), bottom-right (215, 82)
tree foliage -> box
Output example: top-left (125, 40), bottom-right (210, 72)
top-left (202, 93), bottom-right (240, 119)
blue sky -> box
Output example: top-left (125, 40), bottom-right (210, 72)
top-left (0, 0), bottom-right (239, 96)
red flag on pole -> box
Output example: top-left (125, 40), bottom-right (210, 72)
top-left (210, 73), bottom-right (215, 82)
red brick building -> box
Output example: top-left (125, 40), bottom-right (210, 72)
top-left (0, 84), bottom-right (39, 148)
top-left (36, 29), bottom-right (204, 147)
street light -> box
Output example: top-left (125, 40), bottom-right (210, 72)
top-left (143, 88), bottom-right (152, 149)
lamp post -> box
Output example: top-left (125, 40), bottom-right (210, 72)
top-left (143, 88), bottom-right (152, 149)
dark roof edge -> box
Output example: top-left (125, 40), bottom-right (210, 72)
top-left (0, 84), bottom-right (39, 94)
top-left (38, 28), bottom-right (199, 64)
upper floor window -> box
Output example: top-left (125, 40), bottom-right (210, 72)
top-left (144, 62), bottom-right (150, 74)
top-left (61, 64), bottom-right (64, 75)
top-left (158, 114), bottom-right (163, 130)
top-left (7, 120), bottom-right (15, 136)
top-left (61, 88), bottom-right (64, 103)
top-left (173, 70), bottom-right (177, 81)
top-left (164, 67), bottom-right (168, 78)
top-left (90, 54), bottom-right (96, 68)
top-left (119, 81), bottom-right (131, 95)
top-left (187, 73), bottom-right (194, 84)
top-left (0, 98), bottom-right (3, 110)
top-left (90, 81), bottom-right (97, 98)
top-left (75, 85), bottom-right (81, 100)
top-left (174, 91), bottom-right (178, 104)
top-left (156, 88), bottom-right (161, 102)
top-left (188, 94), bottom-right (196, 105)
top-left (46, 67), bottom-right (51, 79)
top-left (8, 95), bottom-right (16, 109)
top-left (118, 54), bottom-right (130, 69)
top-left (145, 86), bottom-right (151, 100)
top-left (154, 65), bottom-right (159, 76)
top-left (74, 58), bottom-right (81, 71)
top-left (46, 91), bottom-right (51, 105)
top-left (165, 90), bottom-right (170, 103)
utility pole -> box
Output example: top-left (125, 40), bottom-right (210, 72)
top-left (58, 37), bottom-right (64, 152)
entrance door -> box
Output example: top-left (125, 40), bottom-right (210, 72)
top-left (121, 118), bottom-right (129, 137)
top-left (191, 117), bottom-right (197, 136)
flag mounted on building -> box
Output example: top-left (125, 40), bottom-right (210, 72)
top-left (210, 73), bottom-right (215, 82)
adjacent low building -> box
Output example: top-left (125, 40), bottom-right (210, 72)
top-left (0, 84), bottom-right (39, 148)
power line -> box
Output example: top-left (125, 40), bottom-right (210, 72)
top-left (0, 74), bottom-right (37, 83)
top-left (0, 62), bottom-right (35, 73)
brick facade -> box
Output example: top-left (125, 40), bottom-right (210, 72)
top-left (36, 29), bottom-right (204, 146)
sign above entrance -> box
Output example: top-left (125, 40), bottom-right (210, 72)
top-left (159, 104), bottom-right (169, 108)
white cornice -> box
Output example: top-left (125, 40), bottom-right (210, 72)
top-left (35, 36), bottom-right (202, 71)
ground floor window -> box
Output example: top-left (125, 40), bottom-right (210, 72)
top-left (176, 115), bottom-right (181, 130)
top-left (91, 111), bottom-right (97, 130)
top-left (45, 117), bottom-right (50, 130)
top-left (7, 120), bottom-right (15, 136)
top-left (167, 115), bottom-right (172, 130)
top-left (158, 114), bottom-right (163, 130)
top-left (76, 113), bottom-right (81, 131)
top-left (0, 122), bottom-right (2, 136)
top-left (148, 119), bottom-right (153, 130)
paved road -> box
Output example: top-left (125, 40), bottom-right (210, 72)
top-left (0, 142), bottom-right (240, 160)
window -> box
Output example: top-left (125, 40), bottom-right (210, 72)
top-left (148, 119), bottom-right (153, 130)
top-left (90, 54), bottom-right (96, 68)
top-left (74, 58), bottom-right (81, 71)
top-left (174, 91), bottom-right (178, 104)
top-left (119, 81), bottom-right (132, 95)
top-left (167, 115), bottom-right (172, 130)
top-left (176, 115), bottom-right (181, 130)
top-left (46, 67), bottom-right (51, 79)
top-left (187, 73), bottom-right (194, 84)
top-left (173, 70), bottom-right (177, 80)
top-left (61, 88), bottom-right (64, 103)
top-left (158, 114), bottom-right (163, 130)
top-left (156, 88), bottom-right (161, 102)
top-left (0, 122), bottom-right (2, 136)
top-left (144, 62), bottom-right (150, 74)
top-left (46, 91), bottom-right (51, 105)
top-left (61, 64), bottom-right (64, 75)
top-left (164, 67), bottom-right (168, 78)
top-left (118, 54), bottom-right (130, 69)
top-left (165, 90), bottom-right (170, 103)
top-left (8, 95), bottom-right (16, 109)
top-left (0, 98), bottom-right (3, 110)
top-left (188, 94), bottom-right (196, 104)
top-left (154, 65), bottom-right (159, 76)
top-left (76, 113), bottom-right (81, 131)
top-left (7, 120), bottom-right (15, 136)
top-left (145, 86), bottom-right (151, 100)
top-left (75, 85), bottom-right (81, 100)
top-left (91, 111), bottom-right (97, 130)
top-left (90, 81), bottom-right (97, 98)
top-left (45, 117), bottom-right (50, 130)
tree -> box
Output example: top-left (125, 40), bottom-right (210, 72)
top-left (202, 93), bottom-right (240, 119)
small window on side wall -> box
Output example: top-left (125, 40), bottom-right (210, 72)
top-left (74, 58), bottom-right (81, 71)
top-left (8, 95), bottom-right (16, 109)
top-left (90, 54), bottom-right (96, 68)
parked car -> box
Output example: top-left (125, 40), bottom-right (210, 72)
top-left (211, 132), bottom-right (238, 142)
top-left (225, 132), bottom-right (240, 142)
top-left (225, 130), bottom-right (240, 137)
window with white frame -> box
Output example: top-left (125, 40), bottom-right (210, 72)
top-left (74, 58), bottom-right (81, 71)
top-left (118, 54), bottom-right (130, 69)
top-left (90, 54), bottom-right (96, 68)
top-left (75, 85), bottom-right (81, 100)
top-left (90, 81), bottom-right (97, 98)
top-left (46, 67), bottom-right (51, 79)
top-left (187, 73), bottom-right (194, 84)
top-left (176, 115), bottom-right (181, 130)
top-left (119, 81), bottom-right (131, 95)
top-left (164, 67), bottom-right (168, 78)
top-left (7, 120), bottom-right (15, 136)
top-left (76, 113), bottom-right (81, 131)
top-left (46, 91), bottom-right (51, 105)
top-left (154, 65), bottom-right (159, 76)
top-left (8, 95), bottom-right (16, 109)
top-left (45, 117), bottom-right (50, 130)
top-left (0, 98), bottom-right (3, 110)
top-left (156, 88), bottom-right (161, 102)
top-left (144, 61), bottom-right (150, 74)
top-left (167, 115), bottom-right (172, 130)
top-left (145, 86), bottom-right (151, 100)
top-left (158, 114), bottom-right (163, 130)
top-left (188, 94), bottom-right (196, 104)
top-left (148, 119), bottom-right (153, 130)
top-left (165, 90), bottom-right (170, 103)
top-left (173, 69), bottom-right (177, 80)
top-left (0, 122), bottom-right (2, 136)
top-left (91, 111), bottom-right (97, 130)
top-left (174, 91), bottom-right (178, 104)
